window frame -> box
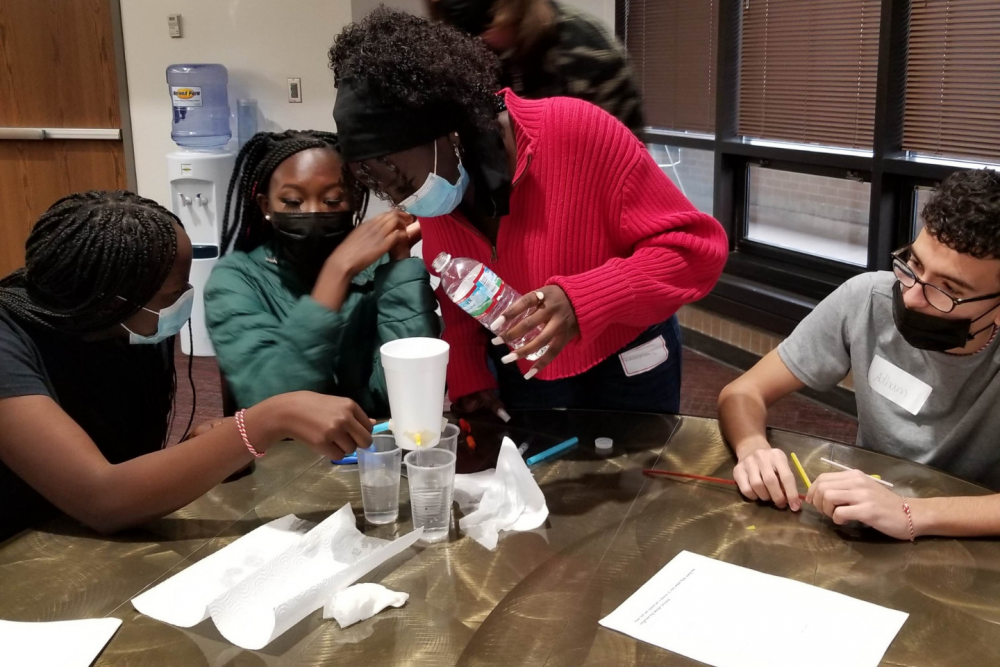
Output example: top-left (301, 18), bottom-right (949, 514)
top-left (617, 0), bottom-right (993, 335)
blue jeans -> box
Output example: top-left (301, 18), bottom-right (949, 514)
top-left (488, 317), bottom-right (682, 414)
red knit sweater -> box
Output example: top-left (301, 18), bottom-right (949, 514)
top-left (421, 90), bottom-right (728, 401)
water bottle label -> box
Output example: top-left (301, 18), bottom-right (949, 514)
top-left (456, 266), bottom-right (504, 319)
top-left (171, 86), bottom-right (203, 107)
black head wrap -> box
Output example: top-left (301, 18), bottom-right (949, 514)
top-left (333, 77), bottom-right (511, 218)
top-left (439, 0), bottom-right (495, 36)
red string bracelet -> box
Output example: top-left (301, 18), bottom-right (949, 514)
top-left (901, 497), bottom-right (916, 542)
top-left (235, 409), bottom-right (265, 458)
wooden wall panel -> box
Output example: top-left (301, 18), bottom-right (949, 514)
top-left (0, 0), bottom-right (121, 128)
top-left (0, 140), bottom-right (126, 276)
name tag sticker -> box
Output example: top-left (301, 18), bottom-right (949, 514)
top-left (620, 336), bottom-right (669, 377)
top-left (867, 354), bottom-right (932, 416)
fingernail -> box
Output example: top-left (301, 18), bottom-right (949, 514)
top-left (491, 336), bottom-right (504, 346)
top-left (496, 408), bottom-right (511, 422)
top-left (490, 316), bottom-right (506, 332)
top-left (501, 353), bottom-right (518, 364)
top-left (524, 368), bottom-right (538, 380)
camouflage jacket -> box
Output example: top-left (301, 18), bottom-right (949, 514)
top-left (500, 2), bottom-right (646, 138)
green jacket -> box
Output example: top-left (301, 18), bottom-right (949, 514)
top-left (204, 243), bottom-right (441, 416)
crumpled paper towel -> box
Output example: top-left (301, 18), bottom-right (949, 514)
top-left (324, 583), bottom-right (408, 628)
top-left (453, 436), bottom-right (549, 550)
top-left (132, 504), bottom-right (422, 650)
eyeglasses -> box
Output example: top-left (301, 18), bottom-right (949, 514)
top-left (891, 247), bottom-right (1000, 314)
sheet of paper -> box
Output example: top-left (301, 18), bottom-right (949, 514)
top-left (599, 551), bottom-right (908, 667)
top-left (1, 617), bottom-right (122, 667)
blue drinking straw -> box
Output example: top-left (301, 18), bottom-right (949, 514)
top-left (525, 437), bottom-right (579, 467)
top-left (332, 422), bottom-right (391, 465)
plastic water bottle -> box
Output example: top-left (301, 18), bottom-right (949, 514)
top-left (432, 252), bottom-right (548, 361)
top-left (166, 64), bottom-right (231, 148)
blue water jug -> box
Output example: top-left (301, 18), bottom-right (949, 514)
top-left (167, 64), bottom-right (231, 148)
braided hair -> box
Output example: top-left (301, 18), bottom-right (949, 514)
top-left (0, 190), bottom-right (179, 335)
top-left (0, 190), bottom-right (194, 445)
top-left (221, 130), bottom-right (369, 254)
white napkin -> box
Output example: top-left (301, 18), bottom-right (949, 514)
top-left (132, 504), bottom-right (422, 650)
top-left (324, 583), bottom-right (408, 628)
top-left (1, 618), bottom-right (121, 667)
top-left (454, 436), bottom-right (549, 550)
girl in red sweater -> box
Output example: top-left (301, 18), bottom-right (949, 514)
top-left (330, 9), bottom-right (727, 416)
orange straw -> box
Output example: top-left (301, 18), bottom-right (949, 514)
top-left (643, 469), bottom-right (806, 501)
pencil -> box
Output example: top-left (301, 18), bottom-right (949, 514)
top-left (790, 452), bottom-right (811, 490)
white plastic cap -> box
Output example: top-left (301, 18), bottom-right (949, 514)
top-left (431, 252), bottom-right (452, 275)
top-left (595, 437), bottom-right (613, 451)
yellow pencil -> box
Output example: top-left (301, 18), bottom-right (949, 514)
top-left (790, 452), bottom-right (811, 490)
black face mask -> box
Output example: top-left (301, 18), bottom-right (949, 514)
top-left (439, 0), bottom-right (495, 36)
top-left (892, 281), bottom-right (999, 352)
top-left (270, 211), bottom-right (354, 286)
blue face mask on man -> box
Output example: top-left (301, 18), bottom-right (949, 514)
top-left (398, 141), bottom-right (470, 218)
top-left (120, 285), bottom-right (194, 345)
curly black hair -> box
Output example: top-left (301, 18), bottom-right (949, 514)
top-left (329, 7), bottom-right (502, 140)
top-left (221, 130), bottom-right (369, 254)
top-left (922, 169), bottom-right (1000, 259)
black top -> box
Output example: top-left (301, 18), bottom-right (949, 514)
top-left (0, 308), bottom-right (173, 542)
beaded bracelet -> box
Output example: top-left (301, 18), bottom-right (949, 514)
top-left (901, 497), bottom-right (915, 542)
top-left (235, 409), bottom-right (265, 458)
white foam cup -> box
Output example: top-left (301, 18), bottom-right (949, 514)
top-left (380, 338), bottom-right (449, 450)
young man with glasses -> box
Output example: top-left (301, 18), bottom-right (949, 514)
top-left (718, 169), bottom-right (1000, 540)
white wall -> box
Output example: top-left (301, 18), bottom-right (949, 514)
top-left (120, 0), bottom-right (352, 207)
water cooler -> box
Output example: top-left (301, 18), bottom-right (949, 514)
top-left (166, 64), bottom-right (236, 356)
top-left (167, 150), bottom-right (234, 356)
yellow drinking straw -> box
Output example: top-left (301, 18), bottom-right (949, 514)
top-left (790, 452), bottom-right (811, 490)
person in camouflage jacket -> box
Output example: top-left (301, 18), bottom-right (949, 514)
top-left (428, 0), bottom-right (646, 138)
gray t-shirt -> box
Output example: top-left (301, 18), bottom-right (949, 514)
top-left (779, 271), bottom-right (1000, 490)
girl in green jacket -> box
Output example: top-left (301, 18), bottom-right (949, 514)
top-left (205, 130), bottom-right (441, 415)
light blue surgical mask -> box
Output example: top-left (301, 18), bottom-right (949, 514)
top-left (120, 285), bottom-right (194, 345)
top-left (398, 141), bottom-right (470, 218)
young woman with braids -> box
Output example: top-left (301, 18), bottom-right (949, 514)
top-left (204, 130), bottom-right (439, 414)
top-left (0, 191), bottom-right (375, 540)
top-left (330, 9), bottom-right (727, 417)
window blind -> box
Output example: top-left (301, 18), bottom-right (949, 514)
top-left (738, 0), bottom-right (878, 149)
top-left (903, 1), bottom-right (1000, 161)
top-left (623, 0), bottom-right (718, 134)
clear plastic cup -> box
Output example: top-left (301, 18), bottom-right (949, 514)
top-left (404, 448), bottom-right (456, 543)
top-left (357, 434), bottom-right (402, 525)
top-left (436, 423), bottom-right (461, 455)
